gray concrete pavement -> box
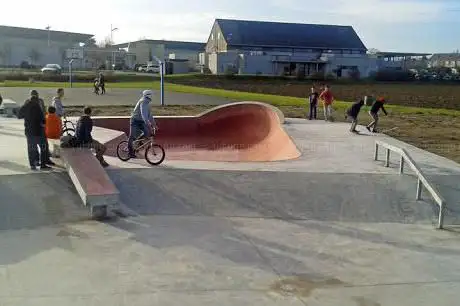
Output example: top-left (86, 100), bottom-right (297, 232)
top-left (2, 116), bottom-right (460, 305)
top-left (0, 87), bottom-right (232, 107)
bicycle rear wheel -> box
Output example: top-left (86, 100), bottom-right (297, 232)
top-left (64, 121), bottom-right (75, 130)
top-left (145, 143), bottom-right (165, 165)
top-left (116, 140), bottom-right (131, 161)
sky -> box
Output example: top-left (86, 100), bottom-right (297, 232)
top-left (1, 0), bottom-right (460, 53)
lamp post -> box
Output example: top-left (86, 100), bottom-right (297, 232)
top-left (46, 25), bottom-right (51, 47)
top-left (110, 25), bottom-right (119, 70)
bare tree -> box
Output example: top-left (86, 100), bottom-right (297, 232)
top-left (97, 36), bottom-right (114, 48)
top-left (367, 48), bottom-right (380, 55)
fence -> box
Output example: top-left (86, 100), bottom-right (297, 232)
top-left (374, 140), bottom-right (445, 229)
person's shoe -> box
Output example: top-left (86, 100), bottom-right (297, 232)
top-left (351, 129), bottom-right (359, 133)
top-left (40, 165), bottom-right (52, 171)
top-left (46, 160), bottom-right (56, 166)
top-left (128, 153), bottom-right (137, 159)
top-left (30, 166), bottom-right (37, 171)
top-left (100, 160), bottom-right (109, 168)
top-left (373, 129), bottom-right (379, 133)
top-left (366, 126), bottom-right (371, 132)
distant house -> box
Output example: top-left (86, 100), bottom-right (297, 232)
top-left (203, 18), bottom-right (375, 77)
top-left (429, 53), bottom-right (460, 69)
top-left (0, 25), bottom-right (93, 67)
top-left (114, 40), bottom-right (205, 71)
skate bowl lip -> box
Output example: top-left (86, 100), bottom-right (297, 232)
top-left (88, 101), bottom-right (285, 123)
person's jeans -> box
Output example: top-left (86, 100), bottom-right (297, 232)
top-left (323, 104), bottom-right (332, 121)
top-left (309, 102), bottom-right (317, 120)
top-left (26, 134), bottom-right (48, 167)
top-left (128, 119), bottom-right (150, 155)
top-left (367, 112), bottom-right (379, 131)
top-left (349, 116), bottom-right (358, 131)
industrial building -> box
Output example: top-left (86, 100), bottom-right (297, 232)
top-left (202, 19), bottom-right (376, 77)
top-left (115, 39), bottom-right (205, 73)
top-left (0, 25), bottom-right (93, 67)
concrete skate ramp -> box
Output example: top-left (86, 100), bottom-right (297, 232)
top-left (93, 102), bottom-right (300, 162)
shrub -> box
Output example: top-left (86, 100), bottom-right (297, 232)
top-left (372, 69), bottom-right (415, 82)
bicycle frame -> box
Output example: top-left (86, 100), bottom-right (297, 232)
top-left (133, 130), bottom-right (158, 152)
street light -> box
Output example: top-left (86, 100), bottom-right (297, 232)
top-left (46, 25), bottom-right (51, 47)
top-left (110, 25), bottom-right (119, 70)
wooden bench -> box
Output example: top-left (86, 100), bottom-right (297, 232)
top-left (61, 148), bottom-right (120, 218)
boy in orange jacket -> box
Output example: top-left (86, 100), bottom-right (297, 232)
top-left (45, 105), bottom-right (62, 140)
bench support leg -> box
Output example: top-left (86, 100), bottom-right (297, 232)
top-left (91, 205), bottom-right (108, 219)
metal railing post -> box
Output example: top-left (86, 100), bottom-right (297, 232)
top-left (385, 148), bottom-right (390, 167)
top-left (416, 178), bottom-right (422, 200)
top-left (399, 155), bottom-right (405, 174)
top-left (437, 202), bottom-right (445, 229)
top-left (374, 143), bottom-right (379, 161)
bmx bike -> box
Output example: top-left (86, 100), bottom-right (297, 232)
top-left (61, 116), bottom-right (76, 136)
top-left (116, 130), bottom-right (165, 166)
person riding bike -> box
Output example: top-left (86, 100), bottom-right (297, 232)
top-left (127, 90), bottom-right (158, 158)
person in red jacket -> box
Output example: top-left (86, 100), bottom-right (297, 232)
top-left (45, 106), bottom-right (62, 140)
top-left (319, 85), bottom-right (334, 121)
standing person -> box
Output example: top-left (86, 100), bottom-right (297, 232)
top-left (346, 98), bottom-right (365, 133)
top-left (51, 88), bottom-right (65, 118)
top-left (127, 90), bottom-right (158, 158)
top-left (366, 97), bottom-right (388, 133)
top-left (35, 91), bottom-right (54, 164)
top-left (75, 106), bottom-right (109, 167)
top-left (45, 106), bottom-right (62, 140)
top-left (98, 72), bottom-right (105, 95)
top-left (308, 86), bottom-right (319, 120)
top-left (17, 90), bottom-right (52, 170)
top-left (319, 85), bottom-right (334, 121)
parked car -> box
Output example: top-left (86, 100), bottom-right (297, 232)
top-left (138, 64), bottom-right (160, 73)
top-left (41, 64), bottom-right (62, 75)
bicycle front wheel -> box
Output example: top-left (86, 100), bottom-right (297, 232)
top-left (145, 143), bottom-right (165, 165)
top-left (117, 140), bottom-right (131, 161)
top-left (62, 128), bottom-right (75, 137)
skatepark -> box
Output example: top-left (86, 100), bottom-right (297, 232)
top-left (1, 96), bottom-right (460, 306)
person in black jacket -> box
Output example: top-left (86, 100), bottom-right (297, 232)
top-left (98, 72), bottom-right (105, 95)
top-left (346, 99), bottom-right (365, 133)
top-left (17, 90), bottom-right (52, 170)
top-left (75, 106), bottom-right (109, 167)
top-left (366, 97), bottom-right (388, 133)
top-left (308, 86), bottom-right (319, 120)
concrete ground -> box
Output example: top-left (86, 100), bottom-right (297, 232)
top-left (0, 87), bottom-right (232, 107)
top-left (1, 115), bottom-right (460, 306)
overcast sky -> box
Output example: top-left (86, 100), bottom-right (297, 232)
top-left (2, 0), bottom-right (459, 53)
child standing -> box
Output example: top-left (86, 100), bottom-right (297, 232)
top-left (45, 106), bottom-right (62, 140)
top-left (308, 87), bottom-right (319, 120)
top-left (319, 85), bottom-right (334, 121)
top-left (366, 97), bottom-right (388, 133)
top-left (45, 106), bottom-right (62, 157)
top-left (346, 99), bottom-right (365, 133)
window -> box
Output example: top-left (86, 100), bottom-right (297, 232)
top-left (211, 33), bottom-right (214, 40)
top-left (217, 32), bottom-right (221, 40)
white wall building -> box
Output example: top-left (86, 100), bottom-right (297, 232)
top-left (0, 25), bottom-right (93, 67)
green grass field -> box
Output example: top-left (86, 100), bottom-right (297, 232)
top-left (2, 80), bottom-right (459, 117)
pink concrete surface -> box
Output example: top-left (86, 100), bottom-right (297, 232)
top-left (92, 102), bottom-right (301, 162)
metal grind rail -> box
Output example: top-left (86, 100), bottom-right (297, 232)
top-left (374, 140), bottom-right (445, 229)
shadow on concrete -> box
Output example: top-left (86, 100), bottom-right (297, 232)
top-left (0, 173), bottom-right (89, 232)
top-left (0, 160), bottom-right (31, 172)
top-left (0, 173), bottom-right (90, 265)
top-left (107, 168), bottom-right (438, 224)
top-left (0, 130), bottom-right (24, 139)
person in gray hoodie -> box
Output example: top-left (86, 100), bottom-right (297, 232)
top-left (127, 90), bottom-right (158, 158)
top-left (51, 88), bottom-right (65, 118)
